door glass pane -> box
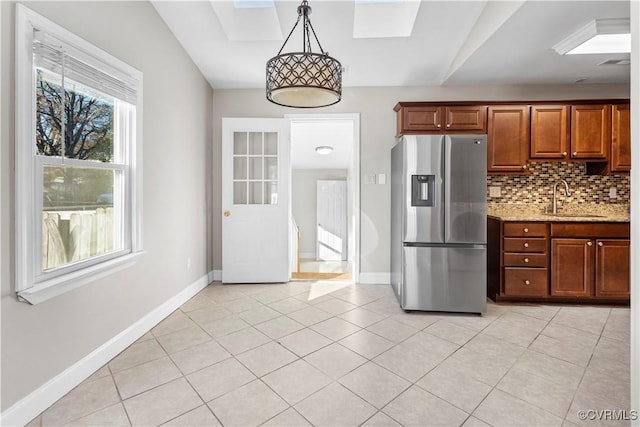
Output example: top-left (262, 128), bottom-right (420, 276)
top-left (264, 182), bottom-right (277, 205)
top-left (248, 182), bottom-right (262, 204)
top-left (42, 165), bottom-right (121, 271)
top-left (249, 157), bottom-right (263, 180)
top-left (264, 157), bottom-right (277, 180)
top-left (249, 132), bottom-right (262, 155)
top-left (233, 182), bottom-right (247, 204)
top-left (233, 157), bottom-right (247, 179)
top-left (264, 132), bottom-right (277, 155)
top-left (234, 132), bottom-right (247, 155)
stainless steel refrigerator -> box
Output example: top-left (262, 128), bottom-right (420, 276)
top-left (390, 135), bottom-right (487, 314)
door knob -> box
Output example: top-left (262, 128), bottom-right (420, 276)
top-left (224, 210), bottom-right (231, 217)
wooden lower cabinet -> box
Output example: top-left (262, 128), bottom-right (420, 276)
top-left (550, 238), bottom-right (594, 297)
top-left (487, 218), bottom-right (630, 304)
top-left (596, 239), bottom-right (631, 298)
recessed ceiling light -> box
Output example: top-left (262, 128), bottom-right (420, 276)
top-left (553, 18), bottom-right (630, 55)
top-left (315, 146), bottom-right (333, 155)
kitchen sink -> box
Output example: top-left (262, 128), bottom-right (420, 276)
top-left (543, 213), bottom-right (606, 218)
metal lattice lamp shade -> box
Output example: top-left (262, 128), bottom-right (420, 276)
top-left (266, 1), bottom-right (342, 108)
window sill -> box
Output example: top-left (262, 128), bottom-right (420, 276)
top-left (17, 251), bottom-right (144, 305)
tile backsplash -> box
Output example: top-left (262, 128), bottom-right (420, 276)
top-left (487, 162), bottom-right (630, 205)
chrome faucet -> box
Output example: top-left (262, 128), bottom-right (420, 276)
top-left (551, 179), bottom-right (571, 214)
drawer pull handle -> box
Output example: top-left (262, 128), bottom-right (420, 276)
top-left (524, 280), bottom-right (531, 285)
top-left (587, 241), bottom-right (593, 246)
top-left (598, 242), bottom-right (603, 247)
top-left (524, 258), bottom-right (529, 263)
top-left (523, 228), bottom-right (529, 233)
top-left (523, 242), bottom-right (529, 248)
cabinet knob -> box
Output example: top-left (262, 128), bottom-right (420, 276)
top-left (523, 242), bottom-right (529, 248)
top-left (598, 241), bottom-right (603, 247)
top-left (446, 123), bottom-right (451, 128)
top-left (524, 280), bottom-right (531, 285)
top-left (573, 152), bottom-right (578, 156)
top-left (437, 124), bottom-right (441, 128)
top-left (587, 241), bottom-right (593, 246)
top-left (522, 165), bottom-right (527, 170)
top-left (523, 228), bottom-right (529, 233)
top-left (562, 152), bottom-right (567, 156)
top-left (524, 258), bottom-right (529, 263)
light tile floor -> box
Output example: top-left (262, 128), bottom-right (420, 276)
top-left (299, 260), bottom-right (350, 274)
top-left (29, 281), bottom-right (631, 426)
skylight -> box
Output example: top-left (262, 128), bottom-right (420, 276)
top-left (232, 0), bottom-right (274, 9)
top-left (567, 33), bottom-right (630, 55)
top-left (553, 18), bottom-right (630, 55)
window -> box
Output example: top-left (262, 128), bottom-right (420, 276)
top-left (15, 5), bottom-right (143, 303)
top-left (232, 131), bottom-right (278, 205)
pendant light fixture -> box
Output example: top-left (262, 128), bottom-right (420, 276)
top-left (266, 0), bottom-right (342, 108)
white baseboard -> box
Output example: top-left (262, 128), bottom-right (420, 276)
top-left (0, 272), bottom-right (213, 427)
top-left (299, 252), bottom-right (315, 260)
top-left (358, 272), bottom-right (391, 285)
top-left (208, 269), bottom-right (222, 283)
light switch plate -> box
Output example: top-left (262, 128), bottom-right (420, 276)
top-left (377, 173), bottom-right (386, 185)
top-left (489, 186), bottom-right (501, 197)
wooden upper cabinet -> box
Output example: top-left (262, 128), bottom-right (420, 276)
top-left (444, 106), bottom-right (487, 132)
top-left (595, 239), bottom-right (630, 298)
top-left (487, 106), bottom-right (530, 173)
top-left (530, 105), bottom-right (570, 159)
top-left (394, 103), bottom-right (487, 135)
top-left (570, 104), bottom-right (611, 159)
top-left (399, 105), bottom-right (442, 133)
top-left (611, 104), bottom-right (631, 172)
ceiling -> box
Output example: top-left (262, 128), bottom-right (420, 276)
top-left (290, 119), bottom-right (354, 169)
top-left (151, 0), bottom-right (630, 170)
top-left (151, 0), bottom-right (630, 89)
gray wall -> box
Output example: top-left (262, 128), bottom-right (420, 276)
top-left (292, 169), bottom-right (347, 256)
top-left (212, 84), bottom-right (630, 275)
top-left (1, 1), bottom-right (213, 410)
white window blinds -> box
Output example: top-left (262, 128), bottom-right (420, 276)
top-left (33, 30), bottom-right (139, 103)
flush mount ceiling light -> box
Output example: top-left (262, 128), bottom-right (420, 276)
top-left (266, 0), bottom-right (342, 108)
top-left (315, 145), bottom-right (334, 155)
top-left (553, 18), bottom-right (630, 55)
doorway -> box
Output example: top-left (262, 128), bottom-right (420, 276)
top-left (286, 114), bottom-right (360, 282)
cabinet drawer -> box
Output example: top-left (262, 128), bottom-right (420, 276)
top-left (503, 222), bottom-right (547, 237)
top-left (504, 253), bottom-right (547, 267)
top-left (504, 268), bottom-right (548, 297)
top-left (503, 238), bottom-right (547, 253)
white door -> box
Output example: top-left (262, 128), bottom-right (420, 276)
top-left (316, 180), bottom-right (347, 261)
top-left (222, 118), bottom-right (290, 283)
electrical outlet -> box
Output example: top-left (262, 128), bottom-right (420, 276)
top-left (489, 186), bottom-right (501, 198)
top-left (609, 187), bottom-right (617, 199)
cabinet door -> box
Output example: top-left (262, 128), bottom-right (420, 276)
top-left (570, 105), bottom-right (611, 159)
top-left (530, 105), bottom-right (569, 159)
top-left (487, 106), bottom-right (530, 173)
top-left (445, 106), bottom-right (487, 132)
top-left (595, 239), bottom-right (630, 298)
top-left (401, 106), bottom-right (442, 133)
top-left (611, 104), bottom-right (631, 172)
top-left (551, 238), bottom-right (594, 297)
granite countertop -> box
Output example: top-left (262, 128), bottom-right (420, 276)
top-left (487, 203), bottom-right (630, 222)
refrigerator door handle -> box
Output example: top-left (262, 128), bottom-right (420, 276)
top-left (444, 136), bottom-right (452, 243)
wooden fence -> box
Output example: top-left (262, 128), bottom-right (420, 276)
top-left (42, 207), bottom-right (114, 270)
